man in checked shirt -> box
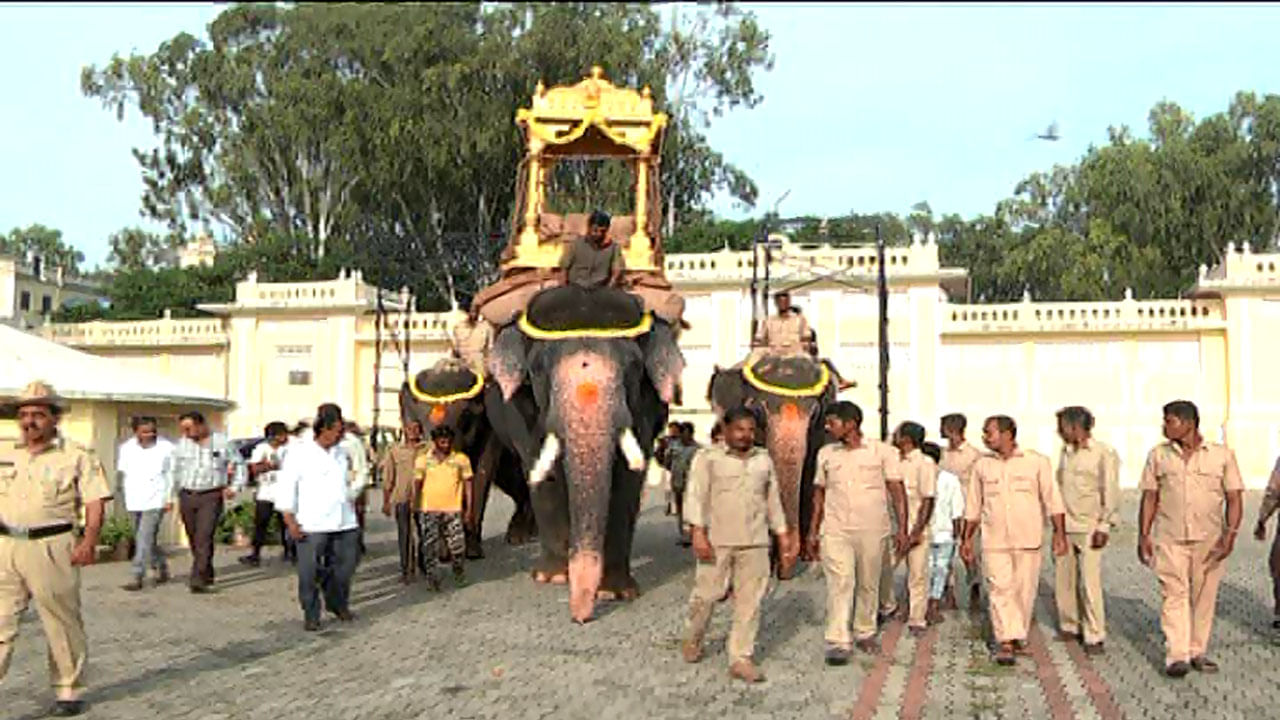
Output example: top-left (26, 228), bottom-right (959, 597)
top-left (163, 411), bottom-right (246, 593)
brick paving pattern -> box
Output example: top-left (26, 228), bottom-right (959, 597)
top-left (5, 491), bottom-right (1279, 718)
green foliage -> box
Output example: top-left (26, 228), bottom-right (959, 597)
top-left (98, 514), bottom-right (135, 548)
top-left (0, 224), bottom-right (85, 275)
top-left (216, 500), bottom-right (257, 545)
top-left (81, 2), bottom-right (773, 307)
top-left (106, 227), bottom-right (184, 272)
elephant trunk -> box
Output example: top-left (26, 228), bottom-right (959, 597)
top-left (552, 350), bottom-right (623, 623)
top-left (765, 401), bottom-right (812, 566)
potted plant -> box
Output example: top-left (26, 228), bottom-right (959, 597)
top-left (98, 514), bottom-right (135, 563)
top-left (216, 501), bottom-right (257, 547)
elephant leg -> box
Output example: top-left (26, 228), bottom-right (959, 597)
top-left (496, 456), bottom-right (537, 545)
top-left (465, 437), bottom-right (502, 560)
top-left (529, 466), bottom-right (570, 584)
top-left (598, 462), bottom-right (644, 601)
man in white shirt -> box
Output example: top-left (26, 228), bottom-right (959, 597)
top-left (239, 422), bottom-right (293, 567)
top-left (118, 416), bottom-right (176, 591)
top-left (922, 442), bottom-right (964, 625)
top-left (276, 403), bottom-right (360, 632)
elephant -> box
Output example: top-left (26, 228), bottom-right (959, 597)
top-left (400, 361), bottom-right (537, 559)
top-left (485, 284), bottom-right (684, 623)
top-left (707, 354), bottom-right (838, 580)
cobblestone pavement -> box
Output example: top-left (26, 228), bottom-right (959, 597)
top-left (5, 490), bottom-right (1280, 719)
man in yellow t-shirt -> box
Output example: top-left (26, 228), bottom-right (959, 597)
top-left (414, 426), bottom-right (473, 590)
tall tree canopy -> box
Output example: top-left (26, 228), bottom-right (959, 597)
top-left (1, 225), bottom-right (84, 276)
top-left (81, 2), bottom-right (773, 309)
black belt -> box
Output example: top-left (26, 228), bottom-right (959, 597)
top-left (0, 523), bottom-right (74, 540)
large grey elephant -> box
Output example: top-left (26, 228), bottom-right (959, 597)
top-left (400, 363), bottom-right (536, 558)
top-left (707, 355), bottom-right (838, 579)
top-left (486, 284), bottom-right (684, 623)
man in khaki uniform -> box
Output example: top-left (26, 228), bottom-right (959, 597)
top-left (960, 415), bottom-right (1067, 666)
top-left (940, 413), bottom-right (982, 609)
top-left (1138, 400), bottom-right (1243, 678)
top-left (881, 421), bottom-right (937, 636)
top-left (809, 401), bottom-right (908, 665)
top-left (1053, 406), bottom-right (1120, 654)
top-left (380, 419), bottom-right (424, 583)
top-left (1252, 453), bottom-right (1280, 630)
top-left (751, 291), bottom-right (810, 361)
top-left (681, 407), bottom-right (793, 684)
top-left (0, 381), bottom-right (112, 717)
top-left (450, 301), bottom-right (493, 373)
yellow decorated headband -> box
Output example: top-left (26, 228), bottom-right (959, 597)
top-left (408, 370), bottom-right (485, 404)
top-left (517, 310), bottom-right (653, 340)
top-left (742, 359), bottom-right (831, 398)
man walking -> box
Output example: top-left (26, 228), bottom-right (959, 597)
top-left (960, 415), bottom-right (1068, 666)
top-left (681, 408), bottom-right (793, 683)
top-left (117, 416), bottom-right (174, 590)
top-left (1053, 406), bottom-right (1120, 654)
top-left (164, 411), bottom-right (245, 593)
top-left (1253, 451), bottom-right (1280, 630)
top-left (276, 403), bottom-right (361, 631)
top-left (810, 401), bottom-right (909, 664)
top-left (882, 421), bottom-right (936, 636)
top-left (668, 422), bottom-right (700, 547)
top-left (940, 413), bottom-right (982, 610)
top-left (380, 419), bottom-right (424, 584)
top-left (0, 381), bottom-right (112, 717)
top-left (1138, 400), bottom-right (1243, 677)
top-left (240, 422), bottom-right (293, 567)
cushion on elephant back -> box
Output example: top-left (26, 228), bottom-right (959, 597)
top-left (410, 363), bottom-right (484, 403)
top-left (520, 285), bottom-right (650, 339)
top-left (744, 354), bottom-right (830, 397)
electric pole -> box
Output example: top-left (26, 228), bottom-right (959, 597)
top-left (876, 223), bottom-right (889, 440)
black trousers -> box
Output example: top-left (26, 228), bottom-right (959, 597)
top-left (179, 488), bottom-right (223, 586)
top-left (296, 529), bottom-right (360, 623)
top-left (393, 502), bottom-right (416, 577)
top-left (250, 499), bottom-right (296, 560)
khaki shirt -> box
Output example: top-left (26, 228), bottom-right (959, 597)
top-left (1139, 440), bottom-right (1244, 544)
top-left (1056, 439), bottom-right (1120, 534)
top-left (683, 446), bottom-right (787, 547)
top-left (900, 448), bottom-right (938, 527)
top-left (559, 236), bottom-right (623, 289)
top-left (378, 442), bottom-right (422, 506)
top-left (815, 440), bottom-right (904, 539)
top-left (451, 319), bottom-right (493, 370)
top-left (0, 436), bottom-right (112, 528)
top-left (964, 448), bottom-right (1064, 551)
top-left (754, 313), bottom-right (810, 356)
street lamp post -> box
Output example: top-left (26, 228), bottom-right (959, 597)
top-left (876, 223), bottom-right (889, 440)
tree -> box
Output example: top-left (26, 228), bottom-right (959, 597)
top-left (106, 227), bottom-right (183, 271)
top-left (1, 224), bottom-right (84, 276)
top-left (81, 3), bottom-right (775, 309)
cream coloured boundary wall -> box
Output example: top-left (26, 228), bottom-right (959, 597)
top-left (42, 239), bottom-right (1280, 488)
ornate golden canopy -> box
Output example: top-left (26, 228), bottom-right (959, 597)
top-left (508, 66), bottom-right (668, 273)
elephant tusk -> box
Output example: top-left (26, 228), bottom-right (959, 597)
top-left (618, 429), bottom-right (646, 472)
top-left (529, 433), bottom-right (561, 486)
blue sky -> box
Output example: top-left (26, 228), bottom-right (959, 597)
top-left (3, 3), bottom-right (1280, 268)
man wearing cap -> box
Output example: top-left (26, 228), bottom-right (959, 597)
top-left (0, 381), bottom-right (112, 717)
top-left (559, 209), bottom-right (626, 290)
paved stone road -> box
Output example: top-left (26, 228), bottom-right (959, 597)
top-left (5, 490), bottom-right (1280, 719)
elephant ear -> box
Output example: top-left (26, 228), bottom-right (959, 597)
top-left (399, 381), bottom-right (424, 427)
top-left (707, 366), bottom-right (749, 420)
top-left (641, 319), bottom-right (685, 405)
top-left (488, 323), bottom-right (529, 401)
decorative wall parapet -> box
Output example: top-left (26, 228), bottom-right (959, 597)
top-left (355, 312), bottom-right (455, 342)
top-left (942, 293), bottom-right (1226, 335)
top-left (43, 312), bottom-right (228, 347)
top-left (198, 269), bottom-right (407, 314)
top-left (1196, 243), bottom-right (1280, 291)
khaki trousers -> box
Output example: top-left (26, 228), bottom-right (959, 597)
top-left (878, 537), bottom-right (930, 627)
top-left (0, 534), bottom-right (86, 701)
top-left (1153, 538), bottom-right (1225, 666)
top-left (1054, 532), bottom-right (1106, 644)
top-left (684, 545), bottom-right (770, 664)
top-left (984, 548), bottom-right (1042, 643)
top-left (822, 532), bottom-right (885, 647)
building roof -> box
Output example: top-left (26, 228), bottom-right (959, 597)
top-left (0, 324), bottom-right (231, 409)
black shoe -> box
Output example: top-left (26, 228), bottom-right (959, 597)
top-left (51, 700), bottom-right (85, 716)
top-left (189, 583), bottom-right (212, 594)
top-left (1190, 656), bottom-right (1219, 673)
top-left (238, 554), bottom-right (261, 567)
top-left (121, 578), bottom-right (144, 592)
top-left (1165, 661), bottom-right (1190, 678)
top-left (304, 619), bottom-right (321, 632)
top-left (824, 646), bottom-right (850, 666)
top-left (1083, 642), bottom-right (1105, 656)
top-left (332, 609), bottom-right (355, 622)
top-left (155, 567), bottom-right (170, 585)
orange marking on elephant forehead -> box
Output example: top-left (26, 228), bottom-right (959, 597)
top-left (575, 381), bottom-right (600, 405)
top-left (429, 405), bottom-right (446, 424)
top-left (781, 401), bottom-right (801, 422)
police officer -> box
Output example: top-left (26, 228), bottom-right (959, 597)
top-left (0, 381), bottom-right (112, 716)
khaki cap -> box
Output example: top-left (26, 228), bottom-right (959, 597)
top-left (8, 380), bottom-right (68, 411)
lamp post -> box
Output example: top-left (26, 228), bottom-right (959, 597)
top-left (876, 223), bottom-right (889, 440)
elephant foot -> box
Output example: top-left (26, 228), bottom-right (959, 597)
top-left (532, 570), bottom-right (569, 585)
top-left (597, 574), bottom-right (640, 601)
